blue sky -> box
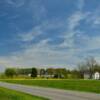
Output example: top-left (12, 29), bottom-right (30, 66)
top-left (0, 0), bottom-right (100, 71)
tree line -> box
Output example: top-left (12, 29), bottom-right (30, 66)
top-left (4, 57), bottom-right (100, 79)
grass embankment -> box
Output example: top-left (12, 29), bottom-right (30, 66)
top-left (0, 87), bottom-right (48, 100)
top-left (1, 79), bottom-right (100, 93)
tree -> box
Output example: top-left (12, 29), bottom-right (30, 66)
top-left (46, 68), bottom-right (55, 75)
top-left (40, 69), bottom-right (45, 77)
top-left (31, 68), bottom-right (37, 78)
top-left (93, 64), bottom-right (100, 72)
top-left (78, 63), bottom-right (87, 78)
top-left (85, 57), bottom-right (97, 78)
top-left (78, 57), bottom-right (97, 79)
top-left (55, 68), bottom-right (67, 78)
top-left (71, 69), bottom-right (81, 79)
top-left (17, 68), bottom-right (32, 75)
top-left (5, 68), bottom-right (16, 78)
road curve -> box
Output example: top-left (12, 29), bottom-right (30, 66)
top-left (0, 82), bottom-right (100, 100)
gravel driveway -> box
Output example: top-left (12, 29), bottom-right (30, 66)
top-left (0, 82), bottom-right (100, 100)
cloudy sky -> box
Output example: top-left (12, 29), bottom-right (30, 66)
top-left (0, 0), bottom-right (100, 71)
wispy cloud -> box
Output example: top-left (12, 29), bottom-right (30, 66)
top-left (77, 0), bottom-right (85, 10)
top-left (19, 18), bottom-right (66, 42)
top-left (19, 26), bottom-right (42, 42)
top-left (0, 0), bottom-right (100, 71)
top-left (6, 0), bottom-right (25, 8)
top-left (0, 38), bottom-right (75, 68)
top-left (60, 0), bottom-right (88, 48)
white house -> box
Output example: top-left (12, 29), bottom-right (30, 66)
top-left (94, 72), bottom-right (100, 80)
top-left (84, 72), bottom-right (100, 80)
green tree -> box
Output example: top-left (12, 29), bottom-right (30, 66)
top-left (40, 69), bottom-right (45, 77)
top-left (46, 68), bottom-right (55, 75)
top-left (31, 68), bottom-right (37, 78)
top-left (71, 70), bottom-right (81, 79)
top-left (5, 68), bottom-right (16, 78)
top-left (55, 68), bottom-right (67, 78)
top-left (17, 68), bottom-right (32, 75)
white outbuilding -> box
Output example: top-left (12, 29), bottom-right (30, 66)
top-left (84, 71), bottom-right (100, 80)
top-left (94, 72), bottom-right (100, 80)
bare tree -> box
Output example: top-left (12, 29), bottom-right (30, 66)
top-left (85, 57), bottom-right (97, 78)
top-left (78, 63), bottom-right (86, 78)
top-left (78, 57), bottom-right (97, 79)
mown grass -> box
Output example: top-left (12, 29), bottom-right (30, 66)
top-left (1, 79), bottom-right (100, 94)
top-left (0, 87), bottom-right (48, 100)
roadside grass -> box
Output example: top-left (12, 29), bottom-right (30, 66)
top-left (0, 87), bottom-right (48, 100)
top-left (1, 79), bottom-right (100, 93)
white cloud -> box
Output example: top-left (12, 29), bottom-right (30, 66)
top-left (59, 0), bottom-right (88, 48)
top-left (77, 0), bottom-right (85, 10)
top-left (68, 11), bottom-right (85, 31)
top-left (1, 0), bottom-right (100, 72)
top-left (19, 26), bottom-right (42, 42)
top-left (94, 17), bottom-right (100, 25)
top-left (6, 0), bottom-right (25, 7)
top-left (85, 6), bottom-right (100, 27)
top-left (85, 36), bottom-right (100, 51)
top-left (19, 18), bottom-right (67, 42)
top-left (60, 11), bottom-right (89, 48)
top-left (0, 38), bottom-right (76, 69)
top-left (71, 34), bottom-right (100, 61)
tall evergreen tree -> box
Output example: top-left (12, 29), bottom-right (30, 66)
top-left (31, 68), bottom-right (37, 78)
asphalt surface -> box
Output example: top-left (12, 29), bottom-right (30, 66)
top-left (0, 82), bottom-right (100, 100)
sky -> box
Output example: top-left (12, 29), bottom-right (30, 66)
top-left (0, 0), bottom-right (100, 72)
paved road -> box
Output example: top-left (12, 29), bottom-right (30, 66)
top-left (0, 82), bottom-right (100, 100)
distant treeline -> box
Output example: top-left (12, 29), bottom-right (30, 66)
top-left (2, 57), bottom-right (100, 79)
top-left (4, 67), bottom-right (70, 78)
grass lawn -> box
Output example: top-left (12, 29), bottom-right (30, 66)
top-left (1, 79), bottom-right (100, 94)
top-left (0, 87), bottom-right (48, 100)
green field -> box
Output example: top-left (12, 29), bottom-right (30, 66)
top-left (1, 79), bottom-right (100, 94)
top-left (0, 87), bottom-right (48, 100)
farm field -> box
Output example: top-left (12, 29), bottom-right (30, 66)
top-left (1, 79), bottom-right (100, 94)
top-left (0, 87), bottom-right (48, 100)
